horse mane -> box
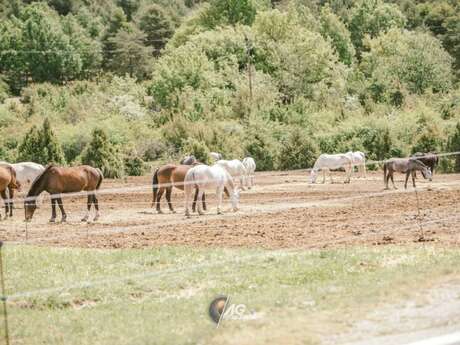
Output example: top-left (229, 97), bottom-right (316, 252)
top-left (27, 164), bottom-right (55, 197)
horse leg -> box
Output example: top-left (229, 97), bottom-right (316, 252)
top-left (390, 171), bottom-right (396, 189)
top-left (216, 186), bottom-right (224, 215)
top-left (239, 175), bottom-right (246, 191)
top-left (202, 192), bottom-right (206, 211)
top-left (192, 188), bottom-right (198, 212)
top-left (82, 194), bottom-right (91, 222)
top-left (7, 188), bottom-right (13, 217)
top-left (404, 171), bottom-right (410, 189)
top-left (93, 194), bottom-right (100, 221)
top-left (197, 190), bottom-right (205, 215)
top-left (184, 185), bottom-right (191, 217)
top-left (50, 198), bottom-right (57, 223)
top-left (7, 188), bottom-right (13, 216)
top-left (0, 191), bottom-right (7, 220)
top-left (57, 197), bottom-right (66, 222)
top-left (412, 171), bottom-right (416, 188)
top-left (165, 187), bottom-right (175, 213)
top-left (156, 188), bottom-right (165, 214)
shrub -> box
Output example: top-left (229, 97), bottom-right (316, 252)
top-left (278, 128), bottom-right (318, 170)
top-left (18, 118), bottom-right (66, 165)
top-left (124, 155), bottom-right (145, 176)
top-left (181, 137), bottom-right (210, 164)
top-left (81, 128), bottom-right (124, 178)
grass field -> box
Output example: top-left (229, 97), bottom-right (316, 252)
top-left (2, 244), bottom-right (460, 345)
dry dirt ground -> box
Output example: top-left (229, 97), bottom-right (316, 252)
top-left (1, 170), bottom-right (459, 249)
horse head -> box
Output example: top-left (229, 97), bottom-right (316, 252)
top-left (415, 159), bottom-right (432, 181)
top-left (24, 196), bottom-right (37, 222)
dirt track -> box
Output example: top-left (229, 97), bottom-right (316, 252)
top-left (1, 170), bottom-right (459, 249)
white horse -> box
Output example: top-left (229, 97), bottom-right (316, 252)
top-left (209, 152), bottom-right (222, 162)
top-left (242, 157), bottom-right (256, 188)
top-left (215, 159), bottom-right (248, 190)
top-left (184, 164), bottom-right (240, 216)
top-left (346, 151), bottom-right (366, 178)
top-left (310, 154), bottom-right (353, 184)
top-left (0, 161), bottom-right (45, 188)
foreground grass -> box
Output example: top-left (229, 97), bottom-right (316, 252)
top-left (1, 244), bottom-right (460, 345)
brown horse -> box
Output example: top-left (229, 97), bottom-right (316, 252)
top-left (24, 165), bottom-right (103, 223)
top-left (0, 166), bottom-right (20, 219)
top-left (152, 164), bottom-right (207, 213)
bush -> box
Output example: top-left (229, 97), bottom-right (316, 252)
top-left (81, 128), bottom-right (124, 178)
top-left (278, 128), bottom-right (318, 170)
top-left (181, 137), bottom-right (210, 164)
top-left (124, 155), bottom-right (145, 176)
top-left (18, 118), bottom-right (66, 165)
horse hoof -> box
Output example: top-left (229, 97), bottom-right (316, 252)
top-left (81, 217), bottom-right (89, 222)
top-left (171, 210), bottom-right (176, 214)
top-left (61, 218), bottom-right (67, 223)
top-left (49, 219), bottom-right (56, 223)
top-left (157, 210), bottom-right (164, 214)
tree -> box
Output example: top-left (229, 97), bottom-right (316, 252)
top-left (106, 24), bottom-right (153, 79)
top-left (200, 0), bottom-right (257, 28)
top-left (137, 4), bottom-right (174, 56)
top-left (18, 118), bottom-right (66, 165)
top-left (278, 128), bottom-right (318, 170)
top-left (81, 128), bottom-right (124, 178)
top-left (361, 29), bottom-right (453, 103)
top-left (0, 2), bottom-right (101, 92)
top-left (348, 0), bottom-right (406, 57)
top-left (117, 0), bottom-right (140, 21)
top-left (253, 9), bottom-right (347, 103)
top-left (319, 6), bottom-right (355, 66)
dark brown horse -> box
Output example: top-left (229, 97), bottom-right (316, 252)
top-left (383, 158), bottom-right (432, 189)
top-left (24, 165), bottom-right (103, 223)
top-left (152, 164), bottom-right (206, 213)
top-left (0, 166), bottom-right (20, 219)
top-left (412, 152), bottom-right (438, 177)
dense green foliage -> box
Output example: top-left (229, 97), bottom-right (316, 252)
top-left (81, 128), bottom-right (125, 178)
top-left (0, 0), bottom-right (459, 175)
top-left (18, 118), bottom-right (66, 165)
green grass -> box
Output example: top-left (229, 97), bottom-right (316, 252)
top-left (1, 244), bottom-right (460, 344)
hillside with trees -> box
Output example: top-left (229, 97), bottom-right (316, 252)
top-left (0, 0), bottom-right (459, 175)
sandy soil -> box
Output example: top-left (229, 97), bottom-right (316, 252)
top-left (1, 170), bottom-right (459, 249)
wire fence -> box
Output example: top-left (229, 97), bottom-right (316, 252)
top-left (4, 150), bottom-right (460, 204)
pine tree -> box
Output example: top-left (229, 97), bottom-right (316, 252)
top-left (81, 128), bottom-right (124, 178)
top-left (18, 119), bottom-right (65, 165)
top-left (138, 4), bottom-right (174, 56)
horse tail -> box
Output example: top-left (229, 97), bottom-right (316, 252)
top-left (152, 168), bottom-right (159, 206)
top-left (95, 168), bottom-right (104, 190)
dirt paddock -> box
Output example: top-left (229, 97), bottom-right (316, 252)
top-left (1, 170), bottom-right (459, 249)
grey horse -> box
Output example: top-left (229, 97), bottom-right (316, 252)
top-left (180, 155), bottom-right (197, 165)
top-left (383, 158), bottom-right (432, 189)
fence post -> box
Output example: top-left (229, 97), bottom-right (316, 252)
top-left (0, 241), bottom-right (10, 345)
